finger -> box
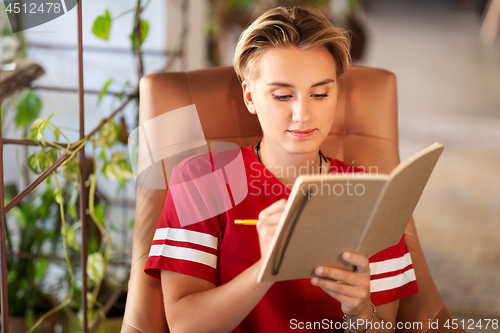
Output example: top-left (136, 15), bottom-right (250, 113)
top-left (264, 198), bottom-right (286, 213)
top-left (258, 199), bottom-right (286, 221)
top-left (313, 266), bottom-right (370, 298)
top-left (311, 277), bottom-right (367, 299)
top-left (314, 267), bottom-right (364, 286)
top-left (258, 211), bottom-right (283, 228)
top-left (311, 276), bottom-right (371, 312)
top-left (342, 252), bottom-right (370, 274)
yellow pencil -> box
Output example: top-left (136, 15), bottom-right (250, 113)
top-left (234, 219), bottom-right (259, 225)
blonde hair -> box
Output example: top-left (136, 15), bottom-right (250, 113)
top-left (233, 6), bottom-right (351, 83)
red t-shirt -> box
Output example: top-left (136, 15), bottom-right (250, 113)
top-left (145, 146), bottom-right (418, 332)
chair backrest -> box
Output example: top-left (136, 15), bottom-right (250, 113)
top-left (121, 66), bottom-right (461, 333)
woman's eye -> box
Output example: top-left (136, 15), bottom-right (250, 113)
top-left (273, 94), bottom-right (292, 101)
top-left (312, 93), bottom-right (328, 99)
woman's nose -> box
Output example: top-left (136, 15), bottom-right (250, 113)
top-left (291, 97), bottom-right (310, 123)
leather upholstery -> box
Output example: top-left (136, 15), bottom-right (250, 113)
top-left (121, 66), bottom-right (463, 333)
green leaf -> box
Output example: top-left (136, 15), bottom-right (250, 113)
top-left (7, 271), bottom-right (17, 284)
top-left (29, 118), bottom-right (44, 140)
top-left (99, 150), bottom-right (106, 161)
top-left (129, 19), bottom-right (149, 49)
top-left (101, 152), bottom-right (133, 181)
top-left (34, 112), bottom-right (57, 143)
top-left (92, 10), bottom-right (112, 41)
top-left (68, 187), bottom-right (79, 220)
top-left (87, 252), bottom-right (105, 285)
top-left (53, 127), bottom-right (60, 142)
top-left (88, 238), bottom-right (99, 254)
top-left (34, 259), bottom-right (48, 279)
top-left (8, 206), bottom-right (27, 229)
top-left (98, 79), bottom-right (113, 105)
top-left (28, 153), bottom-right (40, 174)
top-left (33, 187), bottom-right (54, 218)
top-left (54, 187), bottom-right (63, 205)
top-left (110, 151), bottom-right (124, 163)
top-left (38, 149), bottom-right (58, 172)
top-left (61, 156), bottom-right (80, 181)
top-left (68, 205), bottom-right (76, 221)
top-left (94, 202), bottom-right (105, 226)
top-left (95, 119), bottom-right (120, 148)
top-left (66, 226), bottom-right (80, 251)
top-left (14, 89), bottom-right (42, 128)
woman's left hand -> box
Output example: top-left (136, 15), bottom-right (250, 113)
top-left (311, 251), bottom-right (372, 320)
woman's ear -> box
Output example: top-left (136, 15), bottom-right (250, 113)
top-left (242, 81), bottom-right (257, 115)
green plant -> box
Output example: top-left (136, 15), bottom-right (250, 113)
top-left (92, 0), bottom-right (152, 96)
top-left (2, 0), bottom-right (188, 331)
top-left (2, 88), bottom-right (132, 332)
top-left (24, 111), bottom-right (133, 332)
top-left (5, 184), bottom-right (59, 328)
top-left (2, 89), bottom-right (67, 333)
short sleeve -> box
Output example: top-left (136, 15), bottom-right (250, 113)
top-left (368, 234), bottom-right (419, 305)
top-left (144, 189), bottom-right (221, 284)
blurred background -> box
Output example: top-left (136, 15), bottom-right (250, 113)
top-left (1, 0), bottom-right (499, 331)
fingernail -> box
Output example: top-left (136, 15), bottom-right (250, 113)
top-left (315, 267), bottom-right (323, 275)
top-left (343, 252), bottom-right (351, 260)
top-left (311, 278), bottom-right (318, 285)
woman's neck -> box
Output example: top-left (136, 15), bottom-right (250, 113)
top-left (255, 138), bottom-right (330, 186)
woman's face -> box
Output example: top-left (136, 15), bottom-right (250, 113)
top-left (242, 46), bottom-right (338, 156)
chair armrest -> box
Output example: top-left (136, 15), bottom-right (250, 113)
top-left (397, 217), bottom-right (465, 333)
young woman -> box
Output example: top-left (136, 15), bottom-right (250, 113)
top-left (145, 6), bottom-right (418, 333)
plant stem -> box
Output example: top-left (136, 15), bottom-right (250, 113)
top-left (22, 127), bottom-right (30, 188)
top-left (27, 174), bottom-right (75, 333)
top-left (112, 0), bottom-right (152, 21)
top-left (85, 142), bottom-right (113, 321)
top-left (112, 8), bottom-right (136, 21)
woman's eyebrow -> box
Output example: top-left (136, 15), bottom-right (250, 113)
top-left (266, 78), bottom-right (336, 88)
top-left (311, 78), bottom-right (336, 87)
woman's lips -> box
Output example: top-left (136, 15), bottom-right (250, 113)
top-left (287, 129), bottom-right (316, 138)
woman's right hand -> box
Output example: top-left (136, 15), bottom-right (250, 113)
top-left (256, 199), bottom-right (287, 263)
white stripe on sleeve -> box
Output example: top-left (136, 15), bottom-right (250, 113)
top-left (149, 244), bottom-right (217, 269)
top-left (153, 227), bottom-right (218, 249)
top-left (370, 268), bottom-right (416, 293)
top-left (369, 252), bottom-right (413, 275)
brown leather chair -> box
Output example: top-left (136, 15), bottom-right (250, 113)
top-left (121, 66), bottom-right (463, 333)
